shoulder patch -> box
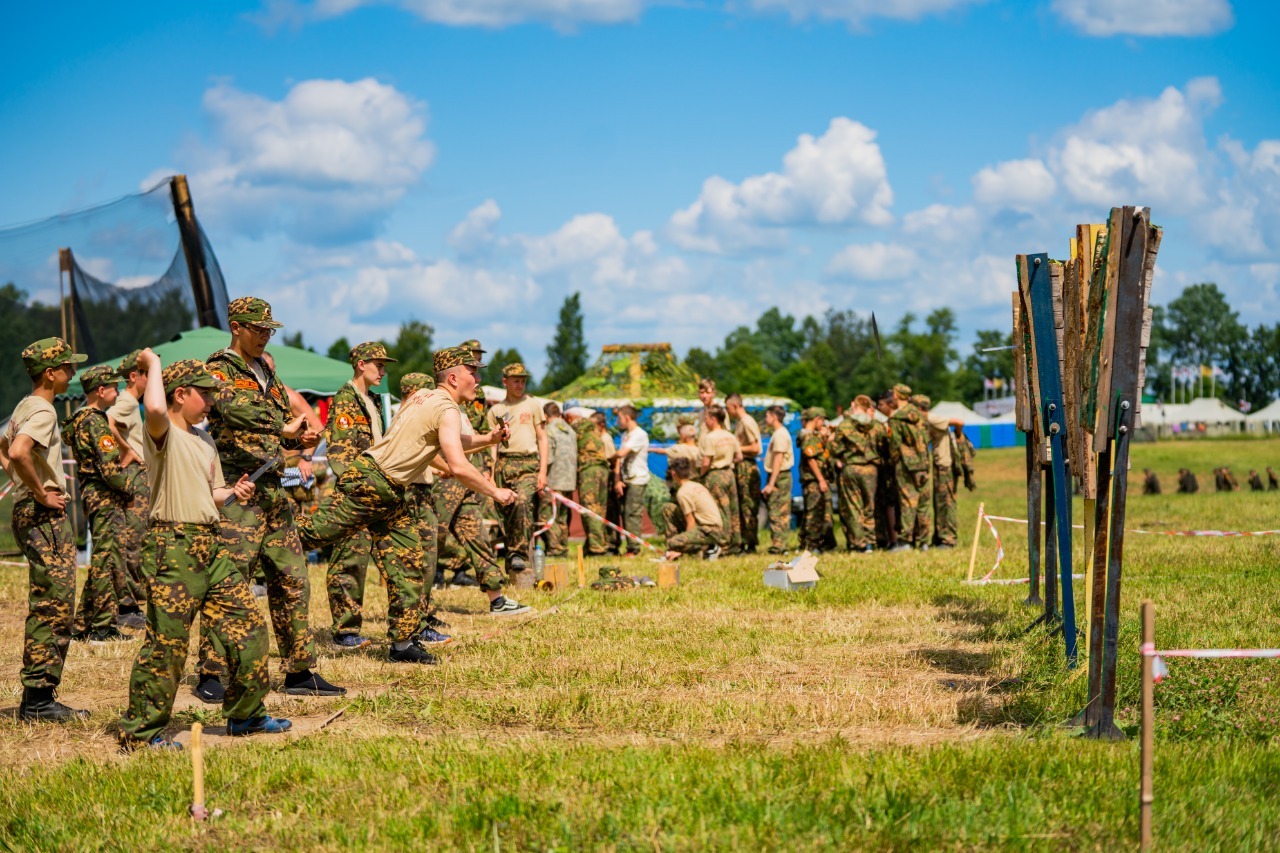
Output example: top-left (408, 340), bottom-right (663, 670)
top-left (234, 378), bottom-right (259, 391)
top-left (335, 414), bottom-right (353, 430)
top-left (209, 368), bottom-right (228, 383)
top-left (98, 435), bottom-right (117, 453)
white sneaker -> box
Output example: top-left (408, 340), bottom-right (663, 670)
top-left (489, 596), bottom-right (532, 616)
top-left (704, 545), bottom-right (722, 561)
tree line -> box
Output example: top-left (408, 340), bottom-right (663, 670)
top-left (5, 280), bottom-right (1278, 419)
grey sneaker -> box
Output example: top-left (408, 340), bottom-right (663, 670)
top-left (489, 596), bottom-right (531, 616)
top-left (332, 633), bottom-right (372, 650)
top-left (704, 545), bottom-right (722, 561)
top-left (116, 610), bottom-right (146, 631)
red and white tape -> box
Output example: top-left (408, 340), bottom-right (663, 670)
top-left (983, 514), bottom-right (1280, 538)
top-left (541, 488), bottom-right (662, 553)
top-left (1140, 641), bottom-right (1280, 683)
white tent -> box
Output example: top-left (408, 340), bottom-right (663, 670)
top-left (1177, 397), bottom-right (1248, 424)
top-left (1247, 399), bottom-right (1280, 432)
top-left (931, 400), bottom-right (984, 423)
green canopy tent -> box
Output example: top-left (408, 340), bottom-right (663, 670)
top-left (65, 326), bottom-right (378, 397)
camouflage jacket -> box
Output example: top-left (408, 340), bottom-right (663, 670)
top-left (830, 419), bottom-right (881, 466)
top-left (887, 404), bottom-right (930, 473)
top-left (798, 429), bottom-right (829, 483)
top-left (466, 397), bottom-right (488, 433)
top-left (61, 407), bottom-right (133, 512)
top-left (205, 349), bottom-right (300, 478)
top-left (574, 418), bottom-right (610, 467)
top-left (325, 381), bottom-right (381, 477)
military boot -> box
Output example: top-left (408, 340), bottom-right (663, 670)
top-left (19, 687), bottom-right (89, 723)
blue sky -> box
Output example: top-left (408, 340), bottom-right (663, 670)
top-left (2, 0), bottom-right (1278, 375)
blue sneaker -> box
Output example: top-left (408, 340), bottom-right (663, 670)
top-left (227, 716), bottom-right (293, 736)
top-left (417, 626), bottom-right (453, 646)
top-left (333, 633), bottom-right (372, 650)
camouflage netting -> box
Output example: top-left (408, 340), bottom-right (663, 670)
top-left (549, 345), bottom-right (702, 405)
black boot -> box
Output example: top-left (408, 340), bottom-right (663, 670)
top-left (19, 687), bottom-right (89, 723)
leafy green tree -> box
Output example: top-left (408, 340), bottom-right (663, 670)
top-left (281, 330), bottom-right (315, 353)
top-left (380, 320), bottom-right (434, 393)
top-left (769, 360), bottom-right (828, 408)
top-left (541, 292), bottom-right (589, 394)
top-left (0, 283), bottom-right (60, 415)
top-left (1225, 323), bottom-right (1280, 408)
top-left (482, 348), bottom-right (529, 389)
top-left (956, 329), bottom-right (1014, 404)
top-left (1163, 283), bottom-right (1245, 371)
top-left (683, 347), bottom-right (716, 381)
top-left (714, 342), bottom-right (771, 396)
top-left (327, 336), bottom-right (352, 363)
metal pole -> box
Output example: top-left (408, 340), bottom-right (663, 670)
top-left (1140, 600), bottom-right (1155, 851)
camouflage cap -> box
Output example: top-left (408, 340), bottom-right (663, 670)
top-left (433, 346), bottom-right (483, 374)
top-left (893, 383), bottom-right (912, 399)
top-left (118, 349), bottom-right (143, 375)
top-left (21, 337), bottom-right (88, 377)
top-left (911, 394), bottom-right (931, 410)
top-left (502, 362), bottom-right (531, 379)
top-left (162, 359), bottom-right (225, 394)
top-left (400, 372), bottom-right (435, 397)
top-left (459, 339), bottom-right (486, 354)
top-left (227, 296), bottom-right (283, 329)
top-left (80, 365), bottom-right (120, 393)
top-left (349, 341), bottom-right (397, 365)
top-left (802, 406), bottom-right (827, 421)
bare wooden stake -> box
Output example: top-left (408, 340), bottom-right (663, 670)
top-left (1140, 600), bottom-right (1155, 852)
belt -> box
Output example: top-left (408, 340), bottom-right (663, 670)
top-left (149, 519), bottom-right (218, 533)
top-left (500, 452), bottom-right (538, 459)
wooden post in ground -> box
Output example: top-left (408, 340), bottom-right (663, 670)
top-left (190, 722), bottom-right (207, 820)
top-left (1013, 287), bottom-right (1042, 606)
top-left (170, 174), bottom-right (222, 330)
top-left (966, 502), bottom-right (985, 581)
top-left (1140, 600), bottom-right (1155, 852)
top-left (1085, 446), bottom-right (1112, 726)
top-left (1026, 443), bottom-right (1042, 605)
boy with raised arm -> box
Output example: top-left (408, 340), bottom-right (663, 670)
top-left (118, 351), bottom-right (287, 750)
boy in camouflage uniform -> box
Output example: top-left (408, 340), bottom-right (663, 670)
top-left (567, 407), bottom-right (611, 555)
top-left (797, 407), bottom-right (831, 552)
top-left (488, 363), bottom-right (548, 571)
top-left (119, 352), bottom-right (287, 749)
top-left (1, 337), bottom-right (90, 722)
top-left (323, 341), bottom-right (395, 649)
top-left (698, 404), bottom-right (743, 552)
top-left (886, 385), bottom-right (931, 551)
top-left (726, 393), bottom-right (762, 554)
top-left (399, 372), bottom-right (451, 646)
top-left (108, 349), bottom-right (150, 628)
top-left (909, 395), bottom-right (936, 547)
top-left (201, 297), bottom-right (343, 700)
top-left (760, 405), bottom-right (794, 554)
top-left (918, 395), bottom-right (965, 548)
top-left (63, 364), bottom-right (136, 641)
top-left (830, 395), bottom-right (880, 552)
top-left (661, 457), bottom-right (728, 558)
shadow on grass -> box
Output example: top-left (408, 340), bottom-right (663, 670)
top-left (910, 648), bottom-right (994, 675)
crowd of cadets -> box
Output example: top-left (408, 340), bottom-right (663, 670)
top-left (2, 296), bottom-right (974, 747)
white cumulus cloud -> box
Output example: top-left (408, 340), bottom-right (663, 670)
top-left (972, 158), bottom-right (1056, 209)
top-left (825, 242), bottom-right (918, 280)
top-left (186, 77), bottom-right (434, 244)
top-left (1052, 0), bottom-right (1233, 37)
top-left (751, 0), bottom-right (982, 28)
top-left (257, 0), bottom-right (649, 31)
top-left (669, 117), bottom-right (894, 254)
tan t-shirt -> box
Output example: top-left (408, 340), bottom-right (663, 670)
top-left (698, 427), bottom-right (739, 470)
top-left (926, 412), bottom-right (954, 467)
top-left (487, 396), bottom-right (545, 456)
top-left (677, 480), bottom-right (722, 528)
top-left (107, 391), bottom-right (146, 458)
top-left (768, 426), bottom-right (795, 472)
top-left (144, 422), bottom-right (225, 524)
top-left (734, 412), bottom-right (762, 458)
top-left (367, 388), bottom-right (455, 485)
top-left (666, 442), bottom-right (701, 469)
top-left (4, 396), bottom-right (66, 500)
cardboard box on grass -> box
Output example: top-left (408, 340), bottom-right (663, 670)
top-left (763, 551), bottom-right (820, 591)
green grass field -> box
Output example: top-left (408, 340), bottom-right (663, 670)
top-left (1, 439), bottom-right (1279, 850)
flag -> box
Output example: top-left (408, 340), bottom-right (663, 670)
top-left (1200, 364), bottom-right (1213, 378)
top-left (983, 378), bottom-right (995, 391)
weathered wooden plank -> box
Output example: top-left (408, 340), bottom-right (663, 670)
top-left (1081, 225), bottom-right (1109, 434)
top-left (1134, 222), bottom-right (1163, 427)
top-left (1017, 255), bottom-right (1044, 455)
top-left (1013, 290), bottom-right (1030, 432)
top-left (1063, 257), bottom-right (1085, 487)
top-left (1092, 208), bottom-right (1124, 451)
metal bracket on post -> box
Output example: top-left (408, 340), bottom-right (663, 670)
top-left (1028, 253), bottom-right (1077, 665)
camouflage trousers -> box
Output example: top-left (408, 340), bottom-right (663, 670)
top-left (764, 470), bottom-right (793, 553)
top-left (933, 467), bottom-right (958, 547)
top-left (119, 521), bottom-right (269, 744)
top-left (895, 463), bottom-right (932, 547)
top-left (199, 475), bottom-right (315, 676)
top-left (703, 468), bottom-right (742, 552)
top-left (435, 476), bottom-right (505, 592)
top-left (735, 459), bottom-right (761, 553)
top-left (577, 464), bottom-right (610, 555)
top-left (876, 464), bottom-right (898, 548)
top-left (835, 464), bottom-right (877, 551)
top-left (407, 482), bottom-right (438, 623)
top-left (118, 469), bottom-right (149, 610)
top-left (326, 525), bottom-right (372, 635)
top-left (660, 502), bottom-right (727, 554)
top-left (537, 487), bottom-right (572, 557)
top-left (298, 457), bottom-right (424, 642)
top-left (800, 479), bottom-right (831, 551)
top-left (77, 495), bottom-right (129, 634)
top-left (12, 498), bottom-right (76, 689)
top-left (496, 454), bottom-right (540, 563)
top-left (618, 482), bottom-right (647, 554)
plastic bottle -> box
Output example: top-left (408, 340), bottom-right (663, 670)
top-left (533, 542), bottom-right (546, 581)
